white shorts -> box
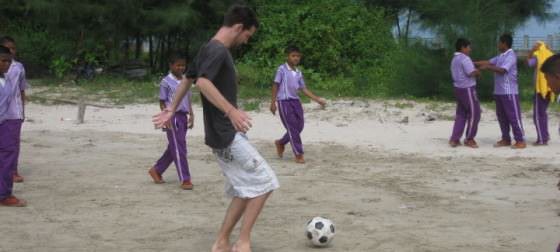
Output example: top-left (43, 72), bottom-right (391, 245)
top-left (213, 133), bottom-right (280, 198)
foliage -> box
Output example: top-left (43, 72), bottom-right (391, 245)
top-left (243, 0), bottom-right (397, 96)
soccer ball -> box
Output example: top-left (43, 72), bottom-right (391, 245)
top-left (305, 216), bottom-right (335, 247)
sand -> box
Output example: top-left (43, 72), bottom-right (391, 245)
top-left (1, 99), bottom-right (559, 252)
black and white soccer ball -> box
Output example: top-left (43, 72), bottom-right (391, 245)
top-left (305, 216), bottom-right (335, 247)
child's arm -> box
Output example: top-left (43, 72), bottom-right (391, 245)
top-left (302, 88), bottom-right (326, 108)
top-left (479, 64), bottom-right (506, 74)
top-left (21, 91), bottom-right (25, 119)
top-left (468, 70), bottom-right (481, 78)
top-left (270, 83), bottom-right (279, 115)
top-left (159, 100), bottom-right (166, 111)
top-left (473, 60), bottom-right (490, 67)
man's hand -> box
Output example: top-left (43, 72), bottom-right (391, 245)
top-left (153, 108), bottom-right (174, 129)
top-left (188, 113), bottom-right (194, 129)
top-left (226, 108), bottom-right (252, 133)
top-left (270, 102), bottom-right (277, 115)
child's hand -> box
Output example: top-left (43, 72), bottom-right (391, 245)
top-left (188, 113), bottom-right (194, 129)
top-left (270, 102), bottom-right (277, 115)
top-left (317, 98), bottom-right (326, 109)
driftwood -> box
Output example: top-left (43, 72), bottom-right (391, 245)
top-left (30, 96), bottom-right (124, 124)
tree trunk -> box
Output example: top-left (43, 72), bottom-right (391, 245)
top-left (404, 8), bottom-right (412, 46)
top-left (135, 33), bottom-right (142, 60)
top-left (149, 36), bottom-right (154, 71)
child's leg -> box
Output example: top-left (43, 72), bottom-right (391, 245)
top-left (465, 87), bottom-right (481, 140)
top-left (277, 100), bottom-right (291, 145)
top-left (154, 142), bottom-right (173, 175)
top-left (277, 100), bottom-right (304, 155)
top-left (292, 100), bottom-right (305, 154)
top-left (504, 94), bottom-right (525, 142)
top-left (0, 120), bottom-right (21, 200)
top-left (541, 95), bottom-right (550, 142)
top-left (495, 95), bottom-right (511, 142)
top-left (450, 88), bottom-right (469, 142)
top-left (533, 93), bottom-right (543, 142)
top-left (168, 114), bottom-right (190, 182)
top-left (534, 93), bottom-right (550, 143)
top-left (14, 119), bottom-right (22, 177)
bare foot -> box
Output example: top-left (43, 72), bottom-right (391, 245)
top-left (231, 240), bottom-right (251, 252)
top-left (211, 239), bottom-right (231, 252)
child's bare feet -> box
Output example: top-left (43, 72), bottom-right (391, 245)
top-left (231, 240), bottom-right (251, 252)
top-left (211, 239), bottom-right (231, 252)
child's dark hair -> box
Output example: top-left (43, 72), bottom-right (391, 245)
top-left (0, 36), bottom-right (15, 45)
top-left (455, 38), bottom-right (471, 52)
top-left (541, 53), bottom-right (560, 75)
top-left (499, 33), bottom-right (513, 48)
top-left (223, 5), bottom-right (259, 30)
top-left (285, 45), bottom-right (301, 54)
top-left (168, 52), bottom-right (187, 64)
top-left (0, 45), bottom-right (11, 55)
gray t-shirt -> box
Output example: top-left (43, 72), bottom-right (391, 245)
top-left (189, 40), bottom-right (237, 149)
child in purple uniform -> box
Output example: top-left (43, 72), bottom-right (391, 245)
top-left (527, 42), bottom-right (553, 146)
top-left (270, 46), bottom-right (326, 164)
top-left (1, 36), bottom-right (28, 183)
top-left (0, 45), bottom-right (26, 207)
top-left (148, 53), bottom-right (194, 190)
top-left (476, 34), bottom-right (526, 149)
top-left (449, 38), bottom-right (481, 148)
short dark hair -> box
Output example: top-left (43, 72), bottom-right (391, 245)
top-left (455, 38), bottom-right (471, 52)
top-left (168, 52), bottom-right (187, 64)
top-left (540, 53), bottom-right (560, 75)
top-left (223, 5), bottom-right (259, 30)
top-left (0, 36), bottom-right (15, 45)
top-left (285, 45), bottom-right (301, 54)
top-left (499, 34), bottom-right (513, 48)
top-left (0, 45), bottom-right (11, 55)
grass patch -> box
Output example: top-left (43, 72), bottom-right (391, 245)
top-left (29, 75), bottom-right (160, 105)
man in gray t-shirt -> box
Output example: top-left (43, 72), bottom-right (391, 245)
top-left (153, 5), bottom-right (279, 252)
top-left (187, 40), bottom-right (237, 149)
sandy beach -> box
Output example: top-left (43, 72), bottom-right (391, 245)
top-left (1, 98), bottom-right (559, 252)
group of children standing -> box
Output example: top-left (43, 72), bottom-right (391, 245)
top-left (147, 45), bottom-right (325, 189)
top-left (0, 36), bottom-right (28, 207)
top-left (450, 34), bottom-right (555, 149)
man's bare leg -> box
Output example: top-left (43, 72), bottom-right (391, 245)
top-left (232, 192), bottom-right (272, 252)
top-left (212, 197), bottom-right (248, 252)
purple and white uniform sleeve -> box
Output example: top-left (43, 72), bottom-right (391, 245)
top-left (462, 57), bottom-right (476, 76)
top-left (298, 73), bottom-right (306, 89)
top-left (159, 79), bottom-right (169, 101)
top-left (274, 67), bottom-right (283, 84)
top-left (527, 57), bottom-right (537, 68)
top-left (497, 54), bottom-right (516, 73)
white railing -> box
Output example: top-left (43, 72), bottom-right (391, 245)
top-left (407, 35), bottom-right (560, 52)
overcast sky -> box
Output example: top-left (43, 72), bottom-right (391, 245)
top-left (404, 0), bottom-right (560, 38)
top-left (516, 0), bottom-right (560, 36)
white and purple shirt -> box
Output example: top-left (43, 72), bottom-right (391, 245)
top-left (451, 52), bottom-right (477, 88)
top-left (159, 73), bottom-right (191, 113)
top-left (489, 49), bottom-right (518, 95)
top-left (273, 63), bottom-right (306, 101)
top-left (0, 60), bottom-right (27, 123)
